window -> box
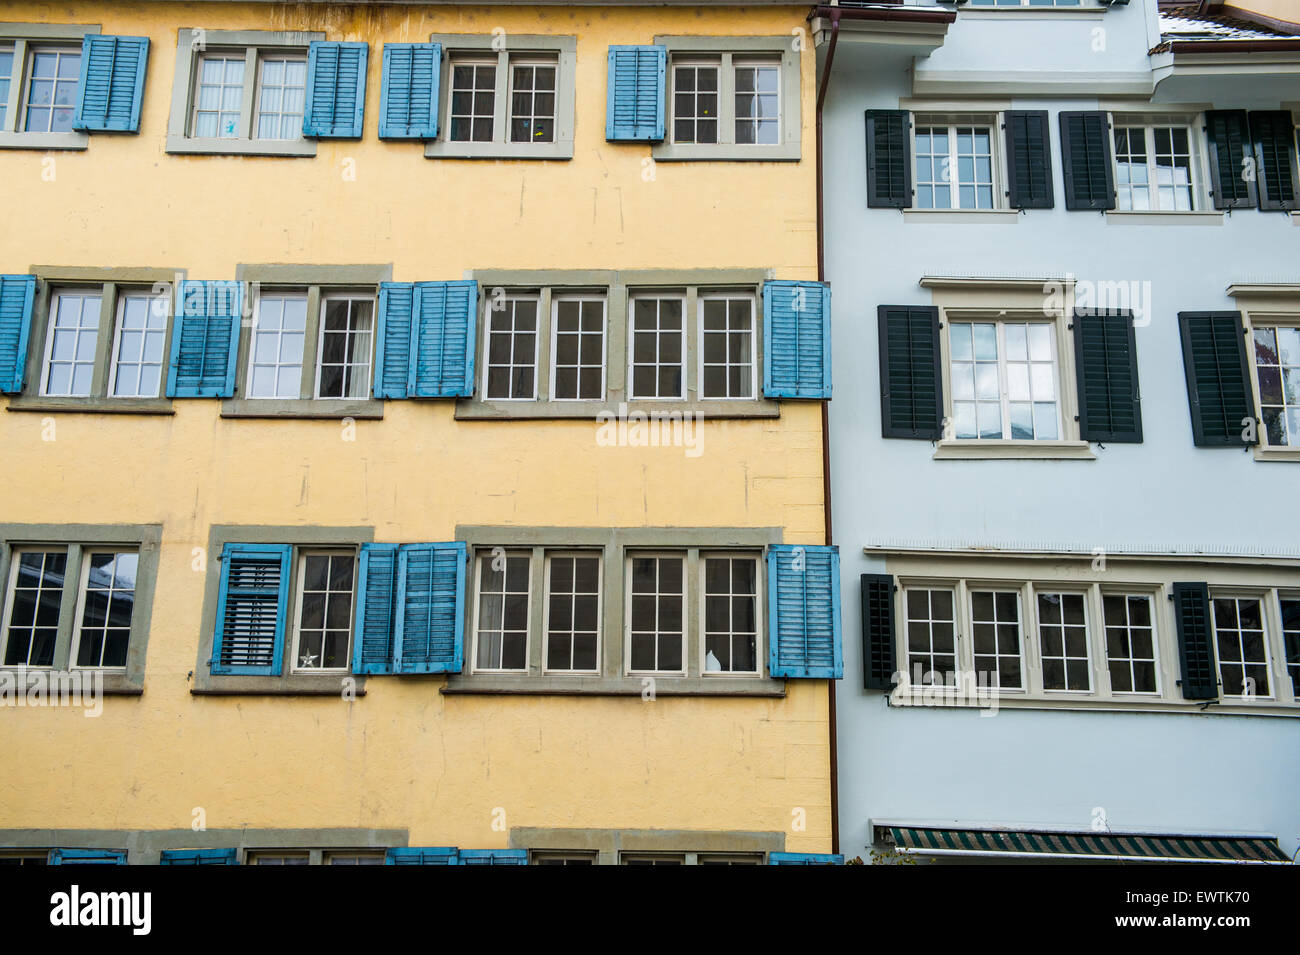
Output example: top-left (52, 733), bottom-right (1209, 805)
top-left (629, 295), bottom-right (685, 400)
top-left (448, 59), bottom-right (495, 142)
top-left (1113, 123), bottom-right (1198, 212)
top-left (969, 0), bottom-right (1081, 5)
top-left (902, 587), bottom-right (956, 686)
top-left (914, 122), bottom-right (996, 210)
top-left (315, 296), bottom-right (375, 399)
top-left (22, 47), bottom-right (80, 134)
top-left (627, 554), bottom-right (685, 674)
top-left (949, 321), bottom-right (1060, 440)
top-left (40, 290), bottom-right (102, 397)
top-left (1102, 594), bottom-right (1158, 694)
top-left (531, 852), bottom-right (596, 865)
top-left (193, 54), bottom-right (245, 138)
top-left (254, 55), bottom-right (306, 140)
top-left (702, 554), bottom-right (759, 674)
top-left (621, 853), bottom-right (684, 865)
top-left (248, 853), bottom-right (309, 865)
top-left (1252, 325), bottom-right (1300, 447)
top-left (1036, 592), bottom-right (1090, 692)
top-left (291, 552), bottom-right (355, 671)
top-left (109, 292), bottom-right (169, 398)
top-left (0, 854), bottom-right (47, 866)
top-left (484, 295), bottom-right (539, 400)
top-left (550, 295), bottom-right (605, 401)
top-left (672, 62), bottom-right (717, 144)
top-left (71, 551), bottom-right (137, 669)
top-left (1281, 598), bottom-right (1300, 696)
top-left (0, 48), bottom-right (12, 127)
top-left (248, 291), bottom-right (308, 398)
top-left (1211, 597), bottom-right (1271, 699)
top-left (1, 549), bottom-right (66, 667)
top-left (473, 551), bottom-right (531, 672)
top-left (699, 294), bottom-right (756, 399)
top-left (970, 591), bottom-right (1023, 690)
top-left (508, 59), bottom-right (555, 143)
top-left (698, 854), bottom-right (763, 865)
top-left (544, 554), bottom-right (601, 673)
top-left (733, 59), bottom-right (779, 145)
top-left (326, 852), bottom-right (383, 865)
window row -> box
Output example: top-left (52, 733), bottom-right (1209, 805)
top-left (866, 108), bottom-right (1299, 213)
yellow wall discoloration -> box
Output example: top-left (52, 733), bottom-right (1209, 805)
top-left (0, 3), bottom-right (830, 851)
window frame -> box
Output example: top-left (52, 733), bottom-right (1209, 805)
top-left (481, 291), bottom-right (542, 402)
top-left (445, 55), bottom-right (496, 144)
top-left (0, 23), bottom-right (97, 151)
top-left (107, 288), bottom-right (172, 400)
top-left (698, 550), bottom-right (763, 678)
top-left (911, 112), bottom-right (1003, 212)
top-left (1099, 589), bottom-right (1162, 697)
top-left (1209, 591), bottom-right (1275, 702)
top-left (548, 292), bottom-right (607, 402)
top-left (68, 548), bottom-right (140, 672)
top-left (38, 287), bottom-right (105, 398)
top-left (245, 287), bottom-right (311, 401)
top-left (313, 292), bottom-right (377, 401)
top-left (628, 290), bottom-right (687, 402)
top-left (697, 291), bottom-right (758, 401)
top-left (19, 44), bottom-right (82, 136)
top-left (470, 548), bottom-right (533, 675)
top-left (1110, 117), bottom-right (1204, 213)
top-left (624, 550), bottom-right (688, 677)
top-left (288, 549), bottom-right (358, 675)
top-left (251, 52), bottom-right (308, 142)
top-left (541, 550), bottom-right (603, 676)
top-left (900, 582), bottom-right (959, 688)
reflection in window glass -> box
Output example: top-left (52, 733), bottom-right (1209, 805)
top-left (949, 322), bottom-right (1058, 440)
top-left (734, 62), bottom-right (778, 145)
top-left (256, 56), bottom-right (306, 140)
top-left (1253, 326), bottom-right (1300, 447)
top-left (1212, 597), bottom-right (1270, 698)
top-left (0, 50), bottom-right (13, 127)
top-left (248, 293), bottom-right (308, 398)
top-left (24, 48), bottom-right (80, 133)
top-left (673, 64), bottom-right (718, 144)
top-left (971, 590), bottom-right (1022, 690)
top-left (509, 61), bottom-right (555, 143)
top-left (1115, 125), bottom-right (1194, 211)
top-left (915, 125), bottom-right (994, 210)
top-left (43, 291), bottom-right (102, 397)
top-left (75, 551), bottom-right (136, 668)
top-left (1037, 592), bottom-right (1090, 691)
top-left (449, 61), bottom-right (495, 142)
top-left (1103, 594), bottom-right (1157, 694)
top-left (703, 556), bottom-right (758, 673)
top-left (2, 550), bottom-right (67, 667)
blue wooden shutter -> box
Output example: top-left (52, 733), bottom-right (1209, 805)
top-left (1073, 310), bottom-right (1143, 443)
top-left (606, 45), bottom-right (665, 142)
top-left (352, 542), bottom-right (399, 674)
top-left (1059, 111), bottom-right (1115, 210)
top-left (764, 280), bottom-right (831, 399)
top-left (1172, 582), bottom-right (1218, 701)
top-left (865, 109), bottom-right (911, 208)
top-left (1177, 311), bottom-right (1255, 447)
top-left (1004, 110), bottom-right (1053, 209)
top-left (458, 849), bottom-right (528, 865)
top-left (861, 573), bottom-right (896, 690)
top-left (73, 35), bottom-right (149, 133)
top-left (767, 544), bottom-right (842, 679)
top-left (160, 848), bottom-right (237, 865)
top-left (0, 274), bottom-right (37, 394)
top-left (49, 849), bottom-right (127, 865)
top-left (411, 280), bottom-right (478, 397)
top-left (769, 852), bottom-right (844, 865)
top-left (385, 847), bottom-right (458, 865)
top-left (395, 542), bottom-right (467, 674)
top-left (303, 41), bottom-right (368, 139)
top-left (379, 43), bottom-right (441, 139)
top-left (166, 280), bottom-right (242, 398)
top-left (878, 305), bottom-right (942, 439)
top-left (211, 543), bottom-right (291, 676)
top-left (374, 282), bottom-right (414, 398)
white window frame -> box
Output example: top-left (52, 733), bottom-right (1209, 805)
top-left (548, 293), bottom-right (607, 402)
top-left (252, 52), bottom-right (307, 141)
top-left (1031, 588), bottom-right (1094, 695)
top-left (967, 584), bottom-right (1027, 693)
top-left (481, 293), bottom-right (541, 402)
top-left (1111, 118), bottom-right (1203, 213)
top-left (1099, 590), bottom-right (1162, 697)
top-left (470, 549), bottom-right (532, 674)
top-left (246, 288), bottom-right (310, 400)
top-left (664, 52), bottom-right (784, 151)
top-left (900, 583), bottom-right (959, 688)
top-left (0, 546), bottom-right (68, 669)
top-left (445, 55), bottom-right (497, 144)
top-left (191, 51), bottom-right (248, 139)
top-left (312, 293), bottom-right (376, 400)
top-left (1278, 591), bottom-right (1300, 699)
top-left (289, 549), bottom-right (356, 675)
top-left (946, 317), bottom-right (1064, 442)
top-left (698, 550), bottom-right (762, 677)
top-left (624, 551), bottom-right (687, 677)
top-left (18, 44), bottom-right (82, 135)
top-left (68, 548), bottom-right (138, 671)
top-left (1209, 592), bottom-right (1276, 702)
top-left (1242, 314), bottom-right (1300, 451)
top-left (627, 292), bottom-right (687, 402)
top-left (541, 551), bottom-right (602, 676)
top-left (912, 113), bottom-right (1003, 212)
top-left (697, 292), bottom-right (757, 401)
top-left (0, 43), bottom-right (15, 129)
top-left (731, 56), bottom-right (781, 148)
top-left (506, 55), bottom-right (558, 145)
top-left (108, 290), bottom-right (170, 399)
top-left (39, 287), bottom-right (103, 398)
top-left (670, 58), bottom-right (720, 146)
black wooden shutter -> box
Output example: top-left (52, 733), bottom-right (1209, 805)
top-left (1172, 582), bottom-right (1218, 700)
top-left (1249, 110), bottom-right (1300, 211)
top-left (862, 574), bottom-right (896, 690)
top-left (865, 109), bottom-right (911, 209)
top-left (1059, 111), bottom-right (1115, 210)
top-left (1072, 310), bottom-right (1142, 443)
top-left (1205, 110), bottom-right (1257, 209)
top-left (1177, 311), bottom-right (1257, 447)
top-left (1004, 110), bottom-right (1054, 209)
top-left (878, 305), bottom-right (942, 440)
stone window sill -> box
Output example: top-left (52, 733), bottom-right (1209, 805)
top-left (442, 674), bottom-right (786, 697)
top-left (1253, 445), bottom-right (1300, 463)
top-left (455, 398), bottom-right (780, 420)
top-left (220, 398), bottom-right (384, 419)
top-left (191, 673), bottom-right (366, 696)
top-left (0, 668), bottom-right (143, 695)
top-left (957, 6), bottom-right (1107, 18)
top-left (903, 209), bottom-right (1021, 224)
top-left (933, 439), bottom-right (1095, 460)
top-left (5, 397), bottom-right (174, 415)
top-left (650, 143), bottom-right (800, 163)
top-left (166, 135), bottom-right (318, 158)
top-left (0, 131), bottom-right (88, 151)
top-left (1105, 210), bottom-right (1224, 225)
top-left (424, 141), bottom-right (573, 161)
top-left (888, 688), bottom-right (1299, 718)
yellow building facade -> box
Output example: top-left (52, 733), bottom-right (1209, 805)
top-left (0, 2), bottom-right (837, 865)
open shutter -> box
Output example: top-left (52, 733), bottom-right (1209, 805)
top-left (379, 43), bottom-right (441, 140)
top-left (769, 852), bottom-right (844, 865)
top-left (211, 543), bottom-right (291, 676)
top-left (49, 849), bottom-right (127, 865)
top-left (386, 847), bottom-right (458, 865)
top-left (160, 849), bottom-right (237, 865)
top-left (1059, 111), bottom-right (1114, 210)
top-left (375, 282), bottom-right (414, 399)
top-left (352, 542), bottom-right (400, 674)
top-left (73, 35), bottom-right (149, 133)
top-left (1072, 310), bottom-right (1143, 443)
top-left (767, 545), bottom-right (842, 679)
top-left (0, 274), bottom-right (37, 394)
top-left (606, 45), bottom-right (665, 142)
top-left (763, 280), bottom-right (831, 399)
top-left (1172, 582), bottom-right (1218, 700)
top-left (458, 850), bottom-right (528, 865)
top-left (1249, 110), bottom-right (1299, 212)
top-left (865, 109), bottom-right (911, 208)
top-left (878, 305), bottom-right (942, 439)
top-left (1004, 110), bottom-right (1053, 209)
top-left (1177, 311), bottom-right (1256, 447)
top-left (412, 281), bottom-right (478, 397)
top-left (861, 573), bottom-right (896, 690)
top-left (303, 41), bottom-right (368, 139)
top-left (1205, 110), bottom-right (1257, 210)
top-left (395, 542), bottom-right (467, 674)
top-left (166, 280), bottom-right (242, 398)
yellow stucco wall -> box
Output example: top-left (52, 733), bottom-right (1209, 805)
top-left (0, 3), bottom-right (830, 851)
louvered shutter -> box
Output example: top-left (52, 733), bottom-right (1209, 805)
top-left (606, 45), bottom-right (665, 142)
top-left (1072, 310), bottom-right (1143, 443)
top-left (412, 281), bottom-right (478, 397)
top-left (385, 847), bottom-right (459, 865)
top-left (303, 41), bottom-right (368, 139)
top-left (865, 109), bottom-right (911, 208)
top-left (396, 542), bottom-right (467, 674)
top-left (763, 280), bottom-right (831, 399)
top-left (877, 305), bottom-right (942, 439)
top-left (1004, 110), bottom-right (1053, 209)
top-left (73, 35), bottom-right (149, 133)
top-left (160, 849), bottom-right (237, 865)
top-left (769, 852), bottom-right (844, 865)
top-left (375, 282), bottom-right (414, 399)
top-left (1172, 582), bottom-right (1218, 700)
top-left (49, 849), bottom-right (127, 865)
top-left (211, 544), bottom-right (291, 676)
top-left (166, 280), bottom-right (242, 398)
top-left (379, 43), bottom-right (441, 140)
top-left (1059, 111), bottom-right (1114, 210)
top-left (767, 545), bottom-right (842, 679)
top-left (458, 850), bottom-right (528, 865)
top-left (0, 274), bottom-right (37, 394)
top-left (1205, 110), bottom-right (1257, 209)
top-left (1177, 311), bottom-right (1256, 447)
top-left (861, 573), bottom-right (896, 690)
top-left (1249, 110), bottom-right (1299, 211)
top-left (352, 543), bottom-right (400, 674)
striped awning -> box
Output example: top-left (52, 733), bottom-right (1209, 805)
top-left (887, 827), bottom-right (1291, 864)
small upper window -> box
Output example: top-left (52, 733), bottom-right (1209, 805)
top-left (1113, 123), bottom-right (1198, 212)
top-left (22, 46), bottom-right (81, 134)
top-left (191, 49), bottom-right (309, 142)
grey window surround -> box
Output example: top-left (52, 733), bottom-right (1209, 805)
top-left (166, 29), bottom-right (325, 158)
top-left (510, 826), bottom-right (784, 865)
top-left (192, 524), bottom-right (374, 695)
top-left (445, 524), bottom-right (784, 697)
top-left (424, 34), bottom-right (575, 161)
top-left (0, 23), bottom-right (99, 152)
top-left (652, 36), bottom-right (801, 164)
top-left (222, 264), bottom-right (391, 419)
top-left (0, 828), bottom-right (405, 865)
top-left (0, 523), bottom-right (162, 693)
top-left (458, 268), bottom-right (779, 420)
top-left (7, 267), bottom-right (185, 415)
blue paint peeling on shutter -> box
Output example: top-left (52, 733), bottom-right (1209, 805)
top-left (375, 282), bottom-right (414, 399)
top-left (769, 852), bottom-right (844, 865)
top-left (458, 849), bottom-right (528, 865)
top-left (166, 280), bottom-right (242, 398)
top-left (49, 849), bottom-right (127, 865)
top-left (386, 847), bottom-right (459, 865)
top-left (352, 542), bottom-right (399, 675)
top-left (379, 43), bottom-right (441, 139)
top-left (73, 35), bottom-right (149, 133)
top-left (606, 45), bottom-right (664, 141)
top-left (412, 281), bottom-right (477, 397)
top-left (394, 542), bottom-right (467, 674)
top-left (303, 41), bottom-right (368, 139)
top-left (0, 274), bottom-right (37, 394)
top-left (211, 543), bottom-right (291, 676)
top-left (160, 848), bottom-right (237, 865)
top-left (763, 280), bottom-right (831, 399)
top-left (767, 544), bottom-right (842, 679)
